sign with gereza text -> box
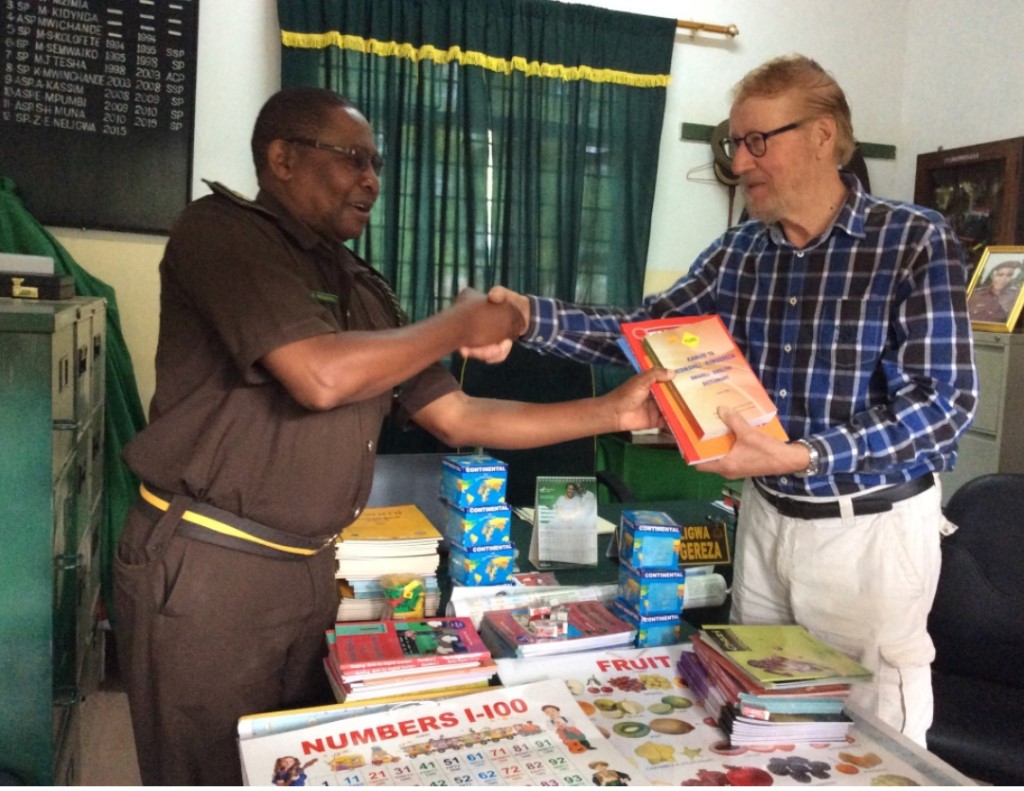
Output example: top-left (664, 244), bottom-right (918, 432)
top-left (678, 521), bottom-right (731, 565)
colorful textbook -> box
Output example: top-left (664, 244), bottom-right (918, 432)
top-left (620, 316), bottom-right (788, 464)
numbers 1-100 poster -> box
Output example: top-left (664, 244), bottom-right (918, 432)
top-left (238, 679), bottom-right (648, 786)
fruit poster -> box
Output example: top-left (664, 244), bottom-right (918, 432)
top-left (496, 646), bottom-right (974, 786)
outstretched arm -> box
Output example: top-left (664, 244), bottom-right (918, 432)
top-left (262, 288), bottom-right (525, 410)
top-left (411, 367), bottom-right (671, 449)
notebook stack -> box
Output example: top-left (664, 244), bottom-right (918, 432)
top-left (478, 599), bottom-right (636, 658)
top-left (677, 624), bottom-right (872, 746)
top-left (334, 505), bottom-right (443, 620)
top-left (323, 616), bottom-right (497, 703)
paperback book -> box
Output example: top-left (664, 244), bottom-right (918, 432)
top-left (699, 624), bottom-right (873, 689)
top-left (619, 316), bottom-right (788, 464)
top-left (326, 617), bottom-right (491, 678)
top-left (478, 599), bottom-right (635, 658)
top-left (324, 655), bottom-right (497, 704)
top-left (334, 504), bottom-right (442, 579)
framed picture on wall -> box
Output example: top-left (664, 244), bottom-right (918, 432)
top-left (914, 138), bottom-right (1024, 279)
top-left (966, 246), bottom-right (1024, 332)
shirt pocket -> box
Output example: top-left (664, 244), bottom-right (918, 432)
top-left (812, 298), bottom-right (887, 370)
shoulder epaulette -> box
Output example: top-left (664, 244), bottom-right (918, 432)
top-left (203, 179), bottom-right (276, 219)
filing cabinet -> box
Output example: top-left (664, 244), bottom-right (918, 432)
top-left (940, 330), bottom-right (1024, 503)
top-left (0, 296), bottom-right (106, 785)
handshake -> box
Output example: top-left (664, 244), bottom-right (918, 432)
top-left (453, 286), bottom-right (530, 364)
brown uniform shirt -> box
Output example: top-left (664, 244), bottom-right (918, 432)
top-left (123, 182), bottom-right (458, 537)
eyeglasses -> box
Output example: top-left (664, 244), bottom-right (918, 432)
top-left (720, 120), bottom-right (805, 159)
top-left (286, 137), bottom-right (384, 175)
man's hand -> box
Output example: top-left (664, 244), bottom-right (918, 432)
top-left (458, 285), bottom-right (531, 363)
top-left (452, 287), bottom-right (527, 348)
top-left (699, 407), bottom-right (810, 478)
top-left (602, 368), bottom-right (673, 432)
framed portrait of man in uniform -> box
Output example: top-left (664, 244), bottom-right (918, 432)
top-left (966, 246), bottom-right (1024, 332)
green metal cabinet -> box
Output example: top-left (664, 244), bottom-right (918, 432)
top-left (0, 296), bottom-right (106, 786)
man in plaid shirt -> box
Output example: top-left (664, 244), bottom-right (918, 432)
top-left (466, 55), bottom-right (977, 747)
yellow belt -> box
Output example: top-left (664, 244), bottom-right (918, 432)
top-left (139, 484), bottom-right (337, 558)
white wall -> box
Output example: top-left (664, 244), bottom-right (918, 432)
top-left (46, 0), bottom-right (1024, 411)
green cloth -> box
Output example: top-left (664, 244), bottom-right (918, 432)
top-left (277, 0), bottom-right (676, 318)
top-left (0, 176), bottom-right (147, 626)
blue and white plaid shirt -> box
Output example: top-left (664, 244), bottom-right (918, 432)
top-left (522, 174), bottom-right (978, 497)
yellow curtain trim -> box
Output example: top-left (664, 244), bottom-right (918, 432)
top-left (280, 30), bottom-right (671, 88)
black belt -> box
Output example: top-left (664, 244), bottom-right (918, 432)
top-left (753, 474), bottom-right (934, 520)
top-left (137, 483), bottom-right (339, 559)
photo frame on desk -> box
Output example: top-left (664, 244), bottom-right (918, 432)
top-left (529, 476), bottom-right (599, 570)
top-left (966, 245), bottom-right (1024, 333)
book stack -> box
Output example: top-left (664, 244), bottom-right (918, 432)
top-left (609, 510), bottom-right (684, 648)
top-left (620, 316), bottom-right (789, 464)
top-left (441, 454), bottom-right (516, 586)
top-left (677, 624), bottom-right (872, 746)
top-left (336, 577), bottom-right (441, 621)
top-left (478, 599), bottom-right (636, 658)
top-left (324, 616), bottom-right (497, 703)
top-left (334, 505), bottom-right (443, 620)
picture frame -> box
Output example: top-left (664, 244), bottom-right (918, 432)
top-left (966, 246), bottom-right (1024, 332)
top-left (914, 137), bottom-right (1024, 279)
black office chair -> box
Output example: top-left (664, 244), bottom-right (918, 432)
top-left (927, 473), bottom-right (1024, 785)
top-left (453, 346), bottom-right (632, 506)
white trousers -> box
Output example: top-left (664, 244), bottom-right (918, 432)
top-left (730, 476), bottom-right (954, 746)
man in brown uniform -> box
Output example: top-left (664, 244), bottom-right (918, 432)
top-left (114, 87), bottom-right (668, 785)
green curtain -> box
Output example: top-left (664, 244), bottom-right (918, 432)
top-left (0, 177), bottom-right (147, 627)
top-left (277, 0), bottom-right (675, 320)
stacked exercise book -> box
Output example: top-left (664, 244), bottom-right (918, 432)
top-left (677, 624), bottom-right (873, 746)
top-left (334, 505), bottom-right (442, 620)
top-left (323, 616), bottom-right (498, 704)
top-left (478, 598), bottom-right (636, 658)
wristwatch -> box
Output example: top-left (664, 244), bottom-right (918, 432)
top-left (791, 438), bottom-right (821, 477)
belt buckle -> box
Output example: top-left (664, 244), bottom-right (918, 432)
top-left (318, 533), bottom-right (340, 553)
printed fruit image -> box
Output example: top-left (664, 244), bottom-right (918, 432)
top-left (838, 751), bottom-right (883, 768)
top-left (648, 717), bottom-right (694, 735)
top-left (634, 741), bottom-right (675, 764)
top-left (681, 769), bottom-right (728, 785)
top-left (647, 702), bottom-right (673, 715)
top-left (870, 775), bottom-right (919, 786)
top-left (723, 765), bottom-right (774, 786)
top-left (566, 679), bottom-right (584, 696)
top-left (617, 700), bottom-right (645, 715)
top-left (661, 694), bottom-right (693, 709)
top-left (612, 721), bottom-right (651, 738)
top-left (593, 698), bottom-right (618, 711)
top-left (576, 700), bottom-right (596, 716)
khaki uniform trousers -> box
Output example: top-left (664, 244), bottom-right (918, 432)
top-left (113, 495), bottom-right (339, 786)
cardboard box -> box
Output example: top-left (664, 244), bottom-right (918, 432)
top-left (617, 562), bottom-right (685, 616)
top-left (611, 599), bottom-right (682, 648)
top-left (618, 510), bottom-right (681, 569)
top-left (1, 272), bottom-right (75, 300)
top-left (0, 253), bottom-right (54, 274)
top-left (448, 541), bottom-right (515, 586)
top-left (444, 502), bottom-right (512, 548)
top-left (440, 454), bottom-right (508, 508)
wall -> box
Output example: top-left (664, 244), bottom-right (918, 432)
top-left (42, 0), bottom-right (1024, 412)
